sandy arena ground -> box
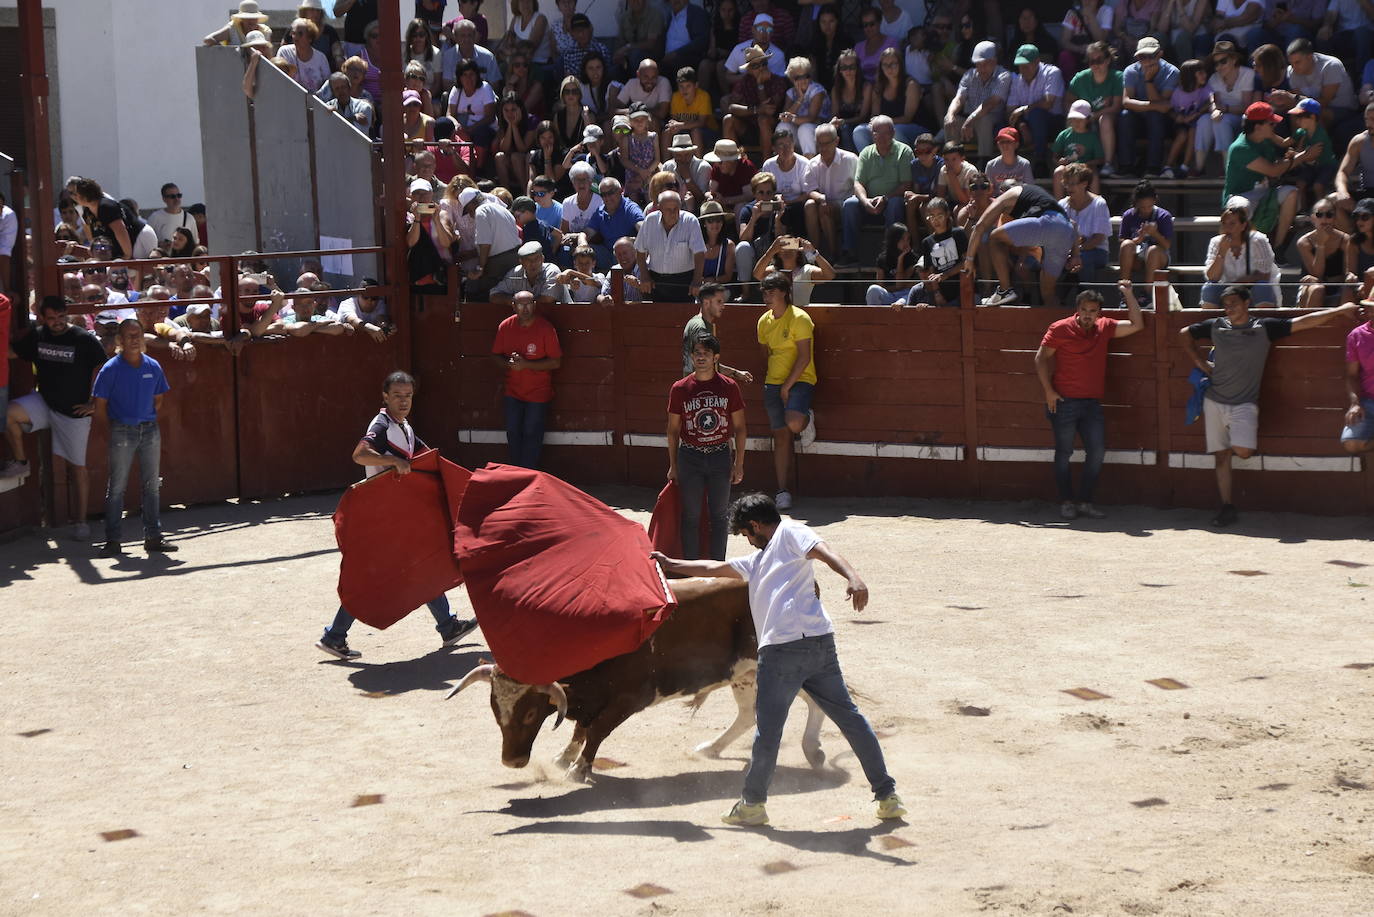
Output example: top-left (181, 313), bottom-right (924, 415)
top-left (2, 488), bottom-right (1374, 916)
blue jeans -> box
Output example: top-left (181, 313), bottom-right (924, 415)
top-left (1020, 107), bottom-right (1065, 165)
top-left (327, 594), bottom-right (454, 639)
top-left (504, 395), bottom-right (549, 469)
top-left (744, 633), bottom-right (896, 805)
top-left (1078, 247), bottom-right (1109, 283)
top-left (1117, 109), bottom-right (1168, 174)
top-left (105, 420), bottom-right (161, 543)
top-left (1047, 397), bottom-right (1105, 502)
top-left (841, 194), bottom-right (904, 256)
top-left (676, 445), bottom-right (733, 561)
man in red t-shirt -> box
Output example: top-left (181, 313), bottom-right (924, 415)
top-left (491, 291), bottom-right (562, 469)
top-left (667, 332), bottom-right (746, 560)
top-left (1034, 282), bottom-right (1144, 520)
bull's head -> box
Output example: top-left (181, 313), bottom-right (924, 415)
top-left (445, 664), bottom-right (569, 768)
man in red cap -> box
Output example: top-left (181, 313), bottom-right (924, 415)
top-left (1222, 101), bottom-right (1315, 255)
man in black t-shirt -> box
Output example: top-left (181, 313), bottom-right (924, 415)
top-left (3, 296), bottom-right (110, 540)
top-left (961, 181), bottom-right (1080, 308)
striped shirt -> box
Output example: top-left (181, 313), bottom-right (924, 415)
top-left (360, 410), bottom-right (426, 478)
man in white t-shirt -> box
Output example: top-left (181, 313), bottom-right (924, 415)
top-left (617, 59), bottom-right (672, 124)
top-left (146, 182), bottom-right (197, 249)
top-left (652, 493), bottom-right (906, 827)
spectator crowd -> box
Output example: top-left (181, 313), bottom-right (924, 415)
top-left (9, 0), bottom-right (1374, 541)
top-left (186, 0), bottom-right (1374, 310)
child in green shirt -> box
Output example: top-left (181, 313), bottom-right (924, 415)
top-left (1052, 100), bottom-right (1104, 197)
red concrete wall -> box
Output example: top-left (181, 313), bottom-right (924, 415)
top-left (3, 299), bottom-right (1370, 541)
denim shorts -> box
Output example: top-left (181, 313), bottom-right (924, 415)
top-left (1342, 398), bottom-right (1374, 442)
top-left (1000, 211), bottom-right (1077, 278)
top-left (763, 382), bottom-right (814, 430)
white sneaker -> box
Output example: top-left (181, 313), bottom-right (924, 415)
top-left (0, 459), bottom-right (29, 479)
top-left (797, 412), bottom-right (817, 451)
top-left (1100, 163), bottom-right (1117, 178)
top-left (774, 491), bottom-right (793, 511)
top-left (981, 287), bottom-right (1019, 307)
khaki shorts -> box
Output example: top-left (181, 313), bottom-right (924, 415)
top-left (14, 391), bottom-right (92, 466)
top-left (1203, 398), bottom-right (1258, 454)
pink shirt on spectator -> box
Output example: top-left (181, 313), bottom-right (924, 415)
top-left (1347, 322), bottom-right (1374, 401)
top-left (360, 47), bottom-right (383, 101)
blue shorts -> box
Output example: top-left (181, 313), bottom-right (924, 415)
top-left (1341, 398), bottom-right (1374, 442)
top-left (1000, 211), bottom-right (1077, 279)
top-left (763, 381), bottom-right (814, 430)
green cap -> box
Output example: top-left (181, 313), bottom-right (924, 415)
top-left (1014, 43), bottom-right (1040, 65)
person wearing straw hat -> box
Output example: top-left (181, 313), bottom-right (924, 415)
top-left (724, 45), bottom-right (790, 160)
top-left (203, 1), bottom-right (272, 47)
top-left (663, 133), bottom-right (711, 212)
top-left (705, 138), bottom-right (760, 219)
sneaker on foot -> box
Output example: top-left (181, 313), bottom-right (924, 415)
top-left (1212, 503), bottom-right (1238, 527)
top-left (440, 616), bottom-right (479, 646)
top-left (1077, 503), bottom-right (1106, 519)
top-left (73, 522), bottom-right (90, 541)
top-left (1160, 166), bottom-right (1176, 179)
top-left (797, 412), bottom-right (817, 451)
top-left (774, 490), bottom-right (793, 511)
top-left (981, 287), bottom-right (1020, 307)
top-left (0, 459), bottom-right (29, 479)
top-left (144, 538), bottom-right (179, 553)
top-left (100, 541), bottom-right (124, 557)
top-left (1060, 501), bottom-right (1078, 520)
top-left (316, 633), bottom-right (361, 660)
top-left (876, 793), bottom-right (908, 820)
top-left (721, 799), bottom-right (769, 826)
top-left (1100, 162), bottom-right (1117, 178)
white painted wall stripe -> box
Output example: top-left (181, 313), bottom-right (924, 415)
top-left (978, 447), bottom-right (1158, 465)
top-left (624, 433), bottom-right (962, 460)
top-left (458, 430), bottom-right (614, 446)
top-left (1167, 452), bottom-right (1356, 472)
top-left (462, 431), bottom-right (1359, 472)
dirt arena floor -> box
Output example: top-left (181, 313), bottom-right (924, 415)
top-left (3, 487), bottom-right (1374, 916)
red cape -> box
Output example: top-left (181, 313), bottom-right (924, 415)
top-left (454, 464), bottom-right (675, 684)
top-left (646, 480), bottom-right (713, 558)
top-left (333, 450), bottom-right (470, 629)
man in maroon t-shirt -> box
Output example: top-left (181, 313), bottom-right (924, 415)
top-left (667, 332), bottom-right (746, 560)
top-left (1033, 282), bottom-right (1145, 520)
top-left (491, 291), bottom-right (563, 469)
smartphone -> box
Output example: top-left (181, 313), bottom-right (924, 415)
top-left (416, 203), bottom-right (436, 215)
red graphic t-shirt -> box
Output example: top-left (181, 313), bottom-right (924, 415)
top-left (1040, 315), bottom-right (1119, 400)
top-left (493, 314), bottom-right (562, 403)
top-left (667, 373), bottom-right (745, 450)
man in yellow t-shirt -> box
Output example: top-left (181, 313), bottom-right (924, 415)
top-left (665, 66), bottom-right (717, 160)
top-left (755, 271), bottom-right (817, 511)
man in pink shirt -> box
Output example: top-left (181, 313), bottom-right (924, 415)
top-left (1341, 303), bottom-right (1374, 453)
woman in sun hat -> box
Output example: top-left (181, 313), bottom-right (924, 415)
top-left (204, 0), bottom-right (272, 47)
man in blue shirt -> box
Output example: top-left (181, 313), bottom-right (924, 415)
top-left (92, 319), bottom-right (173, 555)
top-left (1119, 37), bottom-right (1179, 177)
top-left (582, 177), bottom-right (645, 271)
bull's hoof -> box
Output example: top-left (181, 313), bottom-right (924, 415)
top-left (803, 742), bottom-right (826, 769)
top-left (694, 740), bottom-right (724, 759)
top-left (566, 760), bottom-right (593, 783)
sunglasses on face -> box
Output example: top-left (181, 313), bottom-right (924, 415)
top-left (1313, 211), bottom-right (1335, 219)
top-left (532, 190), bottom-right (550, 197)
top-left (165, 193), bottom-right (182, 199)
top-left (839, 63), bottom-right (857, 70)
top-left (1088, 56), bottom-right (1106, 64)
top-left (971, 182), bottom-right (990, 190)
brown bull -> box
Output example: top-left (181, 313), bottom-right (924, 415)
top-left (446, 576), bottom-right (825, 782)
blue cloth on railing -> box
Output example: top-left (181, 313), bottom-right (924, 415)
top-left (1185, 367), bottom-right (1211, 425)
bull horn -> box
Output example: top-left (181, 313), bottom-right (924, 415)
top-left (444, 664), bottom-right (495, 700)
top-left (538, 682), bottom-right (569, 730)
